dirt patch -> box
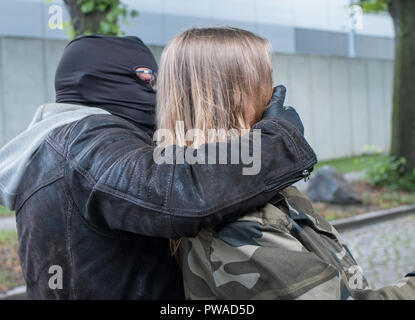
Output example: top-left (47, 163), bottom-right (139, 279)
top-left (314, 181), bottom-right (415, 221)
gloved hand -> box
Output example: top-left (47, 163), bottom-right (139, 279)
top-left (262, 85), bottom-right (304, 135)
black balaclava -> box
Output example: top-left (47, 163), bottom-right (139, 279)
top-left (55, 35), bottom-right (158, 135)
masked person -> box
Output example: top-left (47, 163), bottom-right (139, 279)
top-left (0, 35), bottom-right (315, 299)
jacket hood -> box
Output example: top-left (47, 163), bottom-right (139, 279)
top-left (55, 35), bottom-right (158, 135)
top-left (0, 103), bottom-right (109, 210)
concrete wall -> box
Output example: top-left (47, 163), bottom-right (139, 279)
top-left (273, 54), bottom-right (394, 159)
top-left (0, 37), bottom-right (394, 161)
top-left (0, 37), bottom-right (67, 145)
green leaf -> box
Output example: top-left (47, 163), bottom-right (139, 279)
top-left (106, 10), bottom-right (117, 22)
top-left (100, 20), bottom-right (112, 34)
top-left (111, 24), bottom-right (119, 35)
top-left (356, 0), bottom-right (388, 13)
top-left (80, 1), bottom-right (95, 14)
top-left (97, 3), bottom-right (108, 12)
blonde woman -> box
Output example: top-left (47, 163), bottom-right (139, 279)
top-left (156, 27), bottom-right (415, 300)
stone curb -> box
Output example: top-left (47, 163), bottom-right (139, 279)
top-left (0, 285), bottom-right (27, 300)
top-left (331, 204), bottom-right (415, 232)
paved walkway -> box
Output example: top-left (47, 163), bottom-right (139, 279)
top-left (0, 216), bottom-right (16, 231)
top-left (339, 213), bottom-right (415, 289)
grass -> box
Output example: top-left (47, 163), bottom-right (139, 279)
top-left (0, 230), bottom-right (24, 293)
top-left (0, 206), bottom-right (14, 218)
top-left (314, 154), bottom-right (388, 174)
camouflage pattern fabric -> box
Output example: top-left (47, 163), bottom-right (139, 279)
top-left (180, 187), bottom-right (415, 300)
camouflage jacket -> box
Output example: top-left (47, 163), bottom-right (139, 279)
top-left (180, 187), bottom-right (415, 300)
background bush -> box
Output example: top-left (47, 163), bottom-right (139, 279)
top-left (364, 155), bottom-right (415, 191)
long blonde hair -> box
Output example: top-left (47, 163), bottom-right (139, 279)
top-left (157, 27), bottom-right (273, 259)
top-left (156, 26), bottom-right (273, 147)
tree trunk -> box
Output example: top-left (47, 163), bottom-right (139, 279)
top-left (387, 0), bottom-right (400, 37)
top-left (63, 0), bottom-right (117, 35)
top-left (390, 0), bottom-right (415, 172)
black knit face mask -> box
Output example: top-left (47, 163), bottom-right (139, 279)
top-left (55, 34), bottom-right (158, 136)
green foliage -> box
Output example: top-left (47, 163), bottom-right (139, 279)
top-left (66, 0), bottom-right (139, 37)
top-left (363, 154), bottom-right (415, 191)
top-left (0, 206), bottom-right (13, 218)
top-left (356, 0), bottom-right (388, 13)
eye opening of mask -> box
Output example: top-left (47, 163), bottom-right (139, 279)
top-left (135, 67), bottom-right (157, 88)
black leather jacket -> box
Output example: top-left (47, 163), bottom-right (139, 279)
top-left (15, 114), bottom-right (316, 299)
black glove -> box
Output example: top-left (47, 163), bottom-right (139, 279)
top-left (262, 85), bottom-right (304, 135)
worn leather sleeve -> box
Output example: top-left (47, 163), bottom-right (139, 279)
top-left (65, 114), bottom-right (317, 239)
